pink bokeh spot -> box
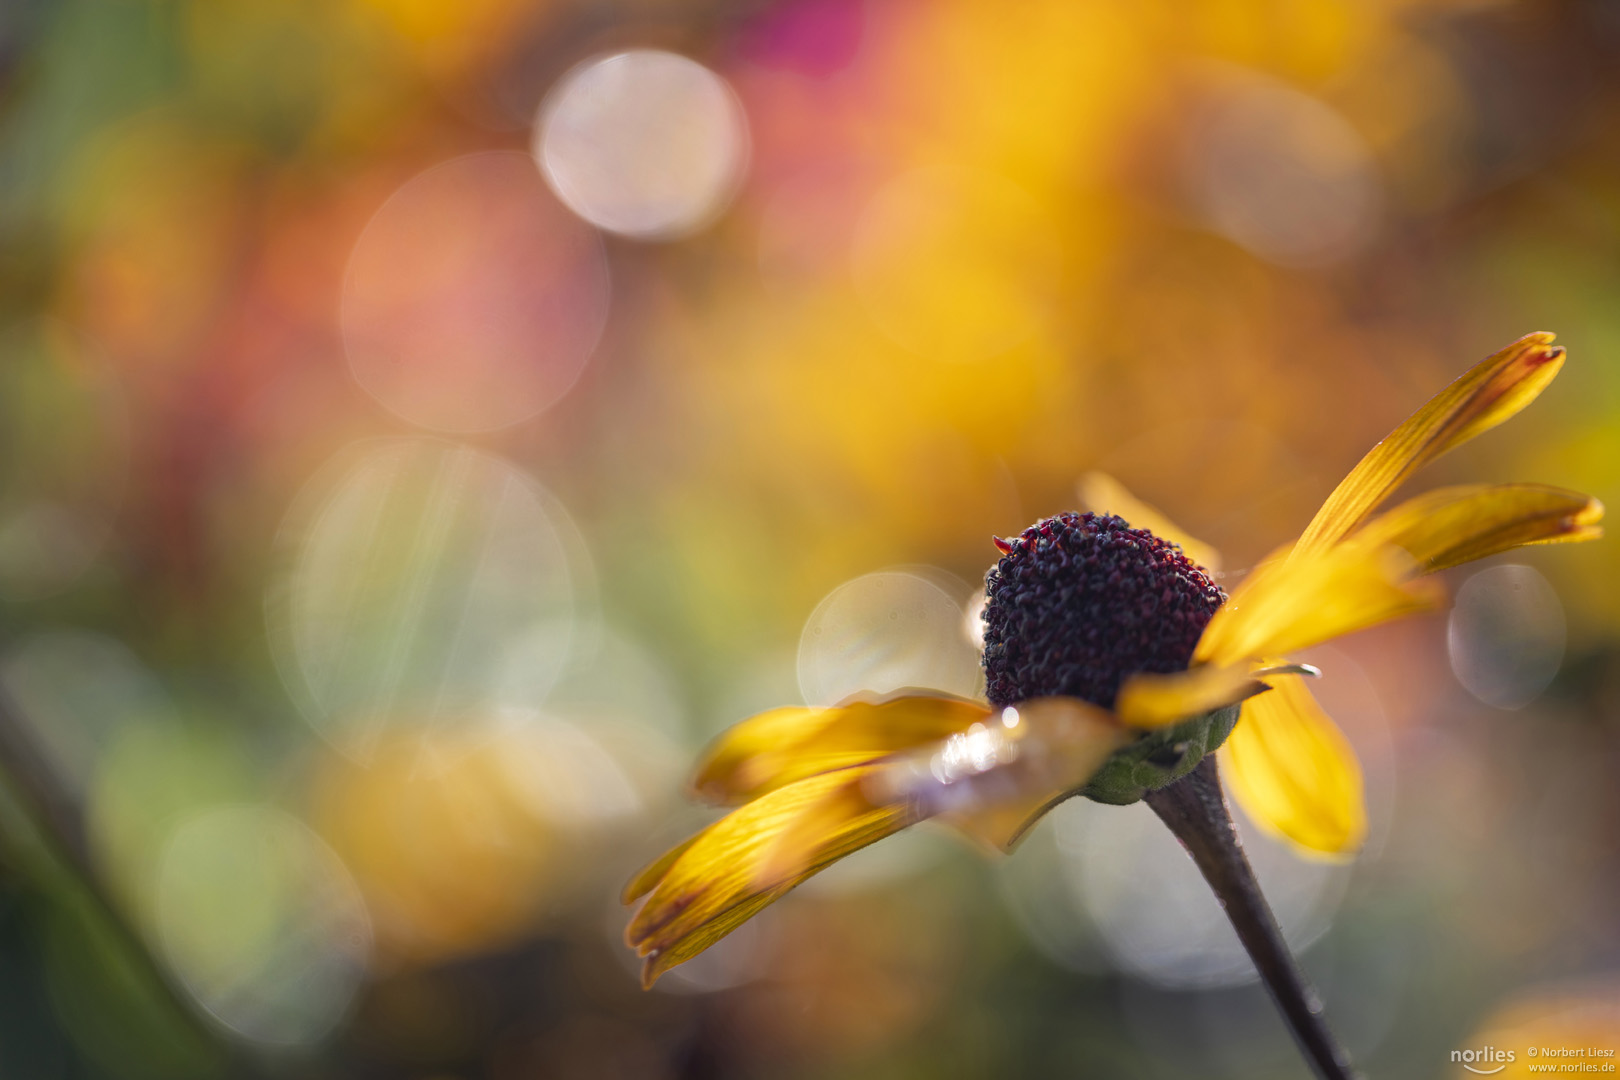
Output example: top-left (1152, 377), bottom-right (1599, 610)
top-left (736, 0), bottom-right (865, 78)
top-left (341, 152), bottom-right (609, 434)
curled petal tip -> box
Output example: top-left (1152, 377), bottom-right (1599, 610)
top-left (1292, 332), bottom-right (1571, 557)
top-left (1252, 662), bottom-right (1322, 679)
top-left (1516, 330), bottom-right (1561, 361)
top-left (1561, 495), bottom-right (1603, 544)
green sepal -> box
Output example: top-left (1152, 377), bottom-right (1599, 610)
top-left (1080, 703), bottom-right (1241, 805)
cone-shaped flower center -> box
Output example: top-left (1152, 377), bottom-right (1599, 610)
top-left (982, 512), bottom-right (1224, 709)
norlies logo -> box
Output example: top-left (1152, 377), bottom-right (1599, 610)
top-left (1453, 1045), bottom-right (1517, 1074)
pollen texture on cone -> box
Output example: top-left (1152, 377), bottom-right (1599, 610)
top-left (981, 512), bottom-right (1224, 710)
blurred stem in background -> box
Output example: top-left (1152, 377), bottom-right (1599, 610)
top-left (0, 682), bottom-right (231, 1078)
top-left (1146, 758), bottom-right (1358, 1080)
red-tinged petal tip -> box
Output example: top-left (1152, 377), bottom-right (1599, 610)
top-left (993, 535), bottom-right (1015, 555)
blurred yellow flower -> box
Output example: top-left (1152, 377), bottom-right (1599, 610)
top-left (1463, 978), bottom-right (1620, 1080)
top-left (624, 332), bottom-right (1602, 988)
top-left (316, 732), bottom-right (556, 964)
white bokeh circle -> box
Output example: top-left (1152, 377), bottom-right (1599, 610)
top-left (267, 439), bottom-right (590, 760)
top-left (1185, 75), bottom-right (1381, 267)
top-left (797, 569), bottom-right (984, 707)
top-left (1052, 797), bottom-right (1349, 989)
top-left (1447, 563), bottom-right (1566, 710)
top-left (536, 50), bottom-right (750, 239)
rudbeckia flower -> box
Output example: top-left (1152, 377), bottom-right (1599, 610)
top-left (624, 332), bottom-right (1602, 989)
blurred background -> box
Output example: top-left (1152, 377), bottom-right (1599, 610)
top-left (0, 0), bottom-right (1616, 1076)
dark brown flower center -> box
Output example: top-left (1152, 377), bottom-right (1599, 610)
top-left (981, 512), bottom-right (1224, 710)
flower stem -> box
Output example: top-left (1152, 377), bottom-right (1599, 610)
top-left (1143, 756), bottom-right (1359, 1080)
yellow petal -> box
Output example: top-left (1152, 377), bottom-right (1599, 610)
top-left (625, 766), bottom-right (914, 985)
top-left (1352, 483), bottom-right (1604, 574)
top-left (1114, 664), bottom-right (1268, 729)
top-left (690, 691), bottom-right (991, 806)
top-left (1293, 332), bottom-right (1566, 559)
top-left (1078, 471), bottom-right (1223, 572)
top-left (1194, 540), bottom-right (1442, 668)
top-left (629, 700), bottom-right (1129, 985)
top-left (1220, 673), bottom-right (1366, 857)
top-left (637, 889), bottom-right (788, 988)
top-left (766, 697), bottom-right (1127, 869)
top-left (621, 834), bottom-right (699, 905)
top-left (926, 697), bottom-right (1132, 851)
top-left (757, 767), bottom-right (913, 884)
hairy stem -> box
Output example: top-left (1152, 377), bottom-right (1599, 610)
top-left (1143, 756), bottom-right (1359, 1080)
